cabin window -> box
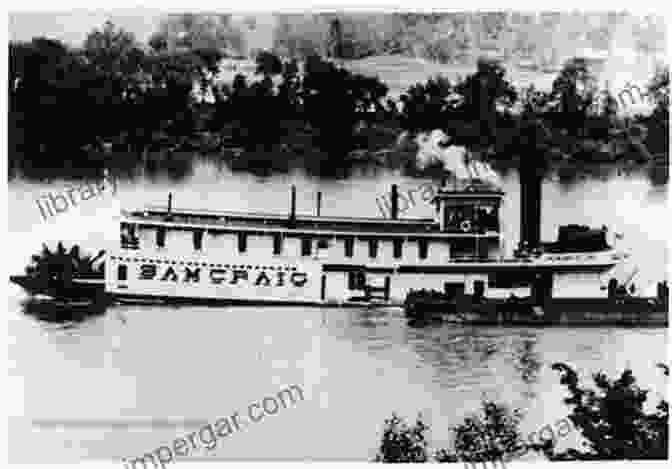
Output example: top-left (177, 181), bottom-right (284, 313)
top-left (344, 237), bottom-right (354, 258)
top-left (301, 237), bottom-right (312, 256)
top-left (393, 239), bottom-right (403, 259)
top-left (193, 229), bottom-right (204, 251)
top-left (418, 239), bottom-right (429, 259)
top-left (156, 226), bottom-right (166, 248)
top-left (237, 233), bottom-right (247, 253)
top-left (117, 265), bottom-right (128, 281)
top-left (273, 234), bottom-right (283, 255)
top-left (368, 239), bottom-right (378, 259)
top-left (121, 223), bottom-right (139, 249)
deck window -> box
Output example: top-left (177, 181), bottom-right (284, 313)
top-left (273, 234), bottom-right (282, 255)
top-left (121, 223), bottom-right (139, 249)
top-left (193, 229), bottom-right (204, 251)
top-left (344, 237), bottom-right (354, 258)
top-left (418, 239), bottom-right (428, 259)
top-left (301, 237), bottom-right (312, 256)
top-left (238, 233), bottom-right (247, 253)
top-left (117, 265), bottom-right (127, 281)
top-left (368, 239), bottom-right (378, 259)
top-left (156, 226), bottom-right (166, 248)
top-left (393, 239), bottom-right (403, 259)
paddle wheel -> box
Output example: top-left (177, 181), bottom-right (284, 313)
top-left (11, 242), bottom-right (107, 301)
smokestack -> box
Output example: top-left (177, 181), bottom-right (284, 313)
top-left (390, 184), bottom-right (399, 220)
top-left (289, 185), bottom-right (297, 226)
top-left (519, 164), bottom-right (542, 249)
top-left (316, 191), bottom-right (322, 217)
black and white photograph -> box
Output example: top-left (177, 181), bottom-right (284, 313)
top-left (5, 2), bottom-right (670, 466)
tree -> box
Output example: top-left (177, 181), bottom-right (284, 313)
top-left (438, 401), bottom-right (528, 465)
top-left (449, 58), bottom-right (518, 150)
top-left (83, 21), bottom-right (141, 75)
top-left (255, 50), bottom-right (283, 76)
top-left (647, 65), bottom-right (670, 113)
top-left (544, 363), bottom-right (669, 460)
top-left (301, 55), bottom-right (389, 157)
top-left (328, 18), bottom-right (343, 58)
top-left (148, 32), bottom-right (168, 52)
top-left (375, 413), bottom-right (429, 462)
top-left (551, 57), bottom-right (598, 137)
top-left (399, 75), bottom-right (455, 132)
top-left (641, 65), bottom-right (669, 160)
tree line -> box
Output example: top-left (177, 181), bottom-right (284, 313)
top-left (8, 19), bottom-right (669, 180)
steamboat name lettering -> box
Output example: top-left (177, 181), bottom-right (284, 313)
top-left (135, 263), bottom-right (308, 287)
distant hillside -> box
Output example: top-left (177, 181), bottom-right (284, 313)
top-left (343, 51), bottom-right (663, 107)
top-left (273, 13), bottom-right (667, 78)
top-left (342, 54), bottom-right (556, 98)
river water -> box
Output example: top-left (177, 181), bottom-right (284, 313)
top-left (6, 160), bottom-right (668, 462)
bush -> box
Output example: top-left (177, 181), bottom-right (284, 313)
top-left (544, 363), bottom-right (669, 460)
top-left (375, 413), bottom-right (430, 462)
top-left (375, 401), bottom-right (529, 464)
top-left (439, 401), bottom-right (528, 465)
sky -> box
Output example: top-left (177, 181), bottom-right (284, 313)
top-left (9, 10), bottom-right (164, 45)
top-left (9, 11), bottom-right (277, 50)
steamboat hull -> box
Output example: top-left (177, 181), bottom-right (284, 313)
top-left (405, 295), bottom-right (668, 327)
top-left (9, 275), bottom-right (107, 302)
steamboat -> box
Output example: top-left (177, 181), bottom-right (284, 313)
top-left (11, 176), bottom-right (637, 310)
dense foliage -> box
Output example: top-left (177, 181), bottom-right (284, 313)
top-left (543, 363), bottom-right (669, 460)
top-left (397, 58), bottom-right (667, 169)
top-left (9, 25), bottom-right (224, 177)
top-left (8, 16), bottom-right (669, 181)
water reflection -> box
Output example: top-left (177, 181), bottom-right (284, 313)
top-left (648, 163), bottom-right (669, 187)
top-left (141, 151), bottom-right (195, 182)
top-left (21, 298), bottom-right (109, 325)
top-left (512, 333), bottom-right (542, 400)
top-left (403, 325), bottom-right (504, 389)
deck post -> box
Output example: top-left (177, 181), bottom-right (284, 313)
top-left (390, 184), bottom-right (399, 220)
top-left (289, 185), bottom-right (297, 227)
top-left (168, 193), bottom-right (172, 213)
top-left (321, 274), bottom-right (326, 301)
top-left (316, 191), bottom-right (322, 217)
